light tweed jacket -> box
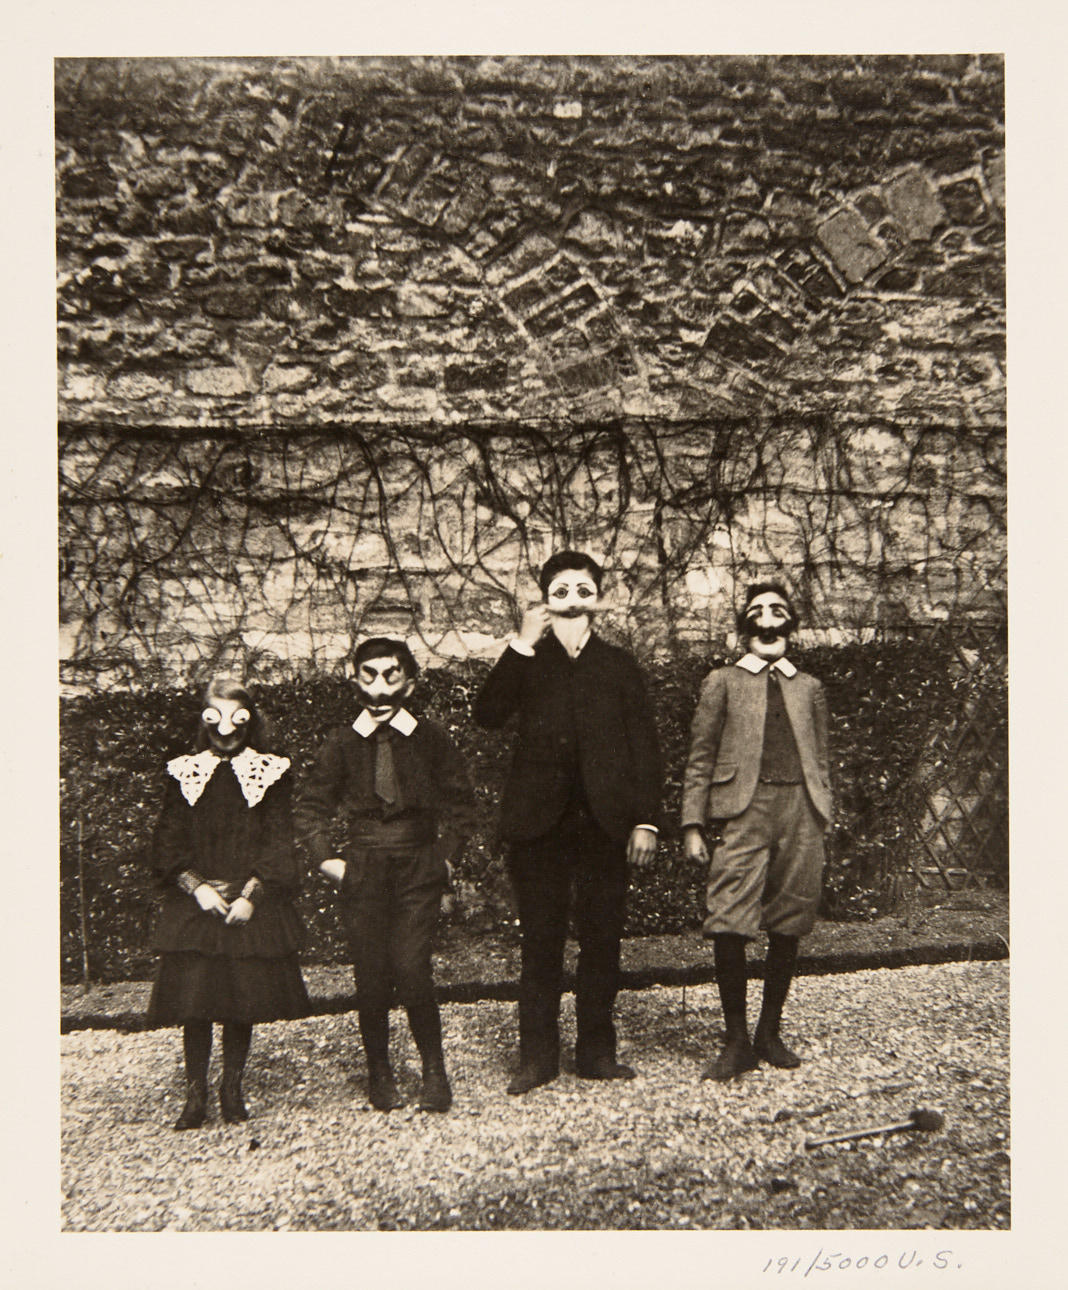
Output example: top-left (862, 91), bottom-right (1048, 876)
top-left (680, 656), bottom-right (832, 828)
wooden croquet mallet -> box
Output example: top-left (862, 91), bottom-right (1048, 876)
top-left (804, 1108), bottom-right (944, 1149)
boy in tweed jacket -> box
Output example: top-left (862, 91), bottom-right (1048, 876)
top-left (681, 582), bottom-right (831, 1081)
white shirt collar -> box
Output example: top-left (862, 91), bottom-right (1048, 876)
top-left (352, 707), bottom-right (418, 738)
top-left (736, 653), bottom-right (797, 678)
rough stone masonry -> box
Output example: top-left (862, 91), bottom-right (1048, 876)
top-left (55, 55), bottom-right (1005, 688)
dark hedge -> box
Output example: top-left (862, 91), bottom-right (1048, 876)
top-left (60, 635), bottom-right (1007, 984)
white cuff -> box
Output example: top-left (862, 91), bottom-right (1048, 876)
top-left (508, 638), bottom-right (536, 657)
top-left (634, 824), bottom-right (658, 833)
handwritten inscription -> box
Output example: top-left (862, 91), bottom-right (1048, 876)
top-left (762, 1249), bottom-right (962, 1275)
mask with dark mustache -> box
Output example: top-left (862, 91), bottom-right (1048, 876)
top-left (747, 620), bottom-right (790, 645)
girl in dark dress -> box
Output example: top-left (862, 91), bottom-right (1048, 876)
top-left (147, 679), bottom-right (310, 1129)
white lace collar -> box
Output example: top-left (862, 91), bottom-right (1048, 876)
top-left (166, 746), bottom-right (291, 807)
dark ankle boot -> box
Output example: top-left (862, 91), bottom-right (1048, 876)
top-left (506, 1058), bottom-right (559, 1095)
top-left (702, 1033), bottom-right (760, 1081)
top-left (418, 1058), bottom-right (452, 1112)
top-left (367, 1061), bottom-right (405, 1111)
top-left (174, 1079), bottom-right (208, 1130)
top-left (219, 1070), bottom-right (250, 1123)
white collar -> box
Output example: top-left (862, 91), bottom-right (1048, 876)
top-left (352, 707), bottom-right (418, 739)
top-left (550, 623), bottom-right (592, 658)
top-left (166, 746), bottom-right (290, 807)
top-left (736, 653), bottom-right (797, 678)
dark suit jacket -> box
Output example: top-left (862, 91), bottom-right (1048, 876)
top-left (294, 719), bottom-right (476, 868)
top-left (473, 632), bottom-right (662, 844)
top-left (681, 662), bottom-right (832, 827)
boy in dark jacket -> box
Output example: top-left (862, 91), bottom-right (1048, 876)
top-left (474, 551), bottom-right (662, 1094)
top-left (295, 639), bottom-right (475, 1112)
top-left (681, 582), bottom-right (832, 1080)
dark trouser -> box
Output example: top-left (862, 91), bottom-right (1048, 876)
top-left (338, 845), bottom-right (446, 1012)
top-left (507, 804), bottom-right (628, 1070)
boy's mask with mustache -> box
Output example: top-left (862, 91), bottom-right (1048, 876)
top-left (545, 569), bottom-right (600, 617)
top-left (739, 589), bottom-right (796, 660)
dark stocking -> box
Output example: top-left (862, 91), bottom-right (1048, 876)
top-left (219, 1022), bottom-right (253, 1122)
top-left (407, 1001), bottom-right (452, 1112)
top-left (754, 933), bottom-right (802, 1068)
top-left (704, 934), bottom-right (759, 1081)
top-left (406, 1002), bottom-right (444, 1070)
top-left (359, 1007), bottom-right (404, 1110)
top-left (174, 1020), bottom-right (212, 1130)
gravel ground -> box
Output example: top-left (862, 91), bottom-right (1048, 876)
top-left (61, 960), bottom-right (1009, 1232)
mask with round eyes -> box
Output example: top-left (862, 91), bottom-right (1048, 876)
top-left (201, 698), bottom-right (253, 754)
top-left (356, 656), bottom-right (415, 723)
top-left (742, 591), bottom-right (794, 660)
top-left (545, 570), bottom-right (601, 618)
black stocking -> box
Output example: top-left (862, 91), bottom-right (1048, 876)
top-left (713, 933), bottom-right (750, 1040)
top-left (221, 1021), bottom-right (252, 1076)
top-left (175, 1020), bottom-right (212, 1128)
top-left (182, 1020), bottom-right (213, 1085)
top-left (753, 933), bottom-right (802, 1068)
top-left (757, 933), bottom-right (798, 1037)
top-left (406, 1001), bottom-right (445, 1071)
top-left (219, 1022), bottom-right (253, 1123)
top-left (358, 1007), bottom-right (392, 1072)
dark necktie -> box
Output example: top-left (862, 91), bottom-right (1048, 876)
top-left (373, 727), bottom-right (399, 806)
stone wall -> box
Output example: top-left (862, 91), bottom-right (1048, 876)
top-left (56, 55), bottom-right (1006, 687)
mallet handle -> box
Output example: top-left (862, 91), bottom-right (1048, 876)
top-left (804, 1120), bottom-right (914, 1148)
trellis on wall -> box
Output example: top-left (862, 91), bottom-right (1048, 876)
top-left (904, 621), bottom-right (1008, 891)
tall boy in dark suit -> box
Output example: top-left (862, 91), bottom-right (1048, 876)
top-left (681, 582), bottom-right (832, 1080)
top-left (474, 551), bottom-right (662, 1094)
top-left (295, 639), bottom-right (476, 1112)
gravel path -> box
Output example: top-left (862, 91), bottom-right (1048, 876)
top-left (62, 961), bottom-right (1009, 1231)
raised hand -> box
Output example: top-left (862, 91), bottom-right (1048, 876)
top-left (517, 602), bottom-right (551, 648)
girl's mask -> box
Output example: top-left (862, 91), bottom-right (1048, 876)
top-left (201, 697), bottom-right (252, 755)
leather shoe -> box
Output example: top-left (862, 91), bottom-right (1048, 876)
top-left (575, 1057), bottom-right (636, 1081)
top-left (506, 1061), bottom-right (558, 1095)
top-left (367, 1067), bottom-right (406, 1111)
top-left (418, 1063), bottom-right (453, 1112)
top-left (174, 1079), bottom-right (208, 1130)
top-left (753, 1030), bottom-right (802, 1069)
top-left (219, 1072), bottom-right (249, 1123)
top-left (702, 1036), bottom-right (760, 1081)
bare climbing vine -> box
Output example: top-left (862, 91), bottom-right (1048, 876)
top-left (59, 416), bottom-right (1006, 689)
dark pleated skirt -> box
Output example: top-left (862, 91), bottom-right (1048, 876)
top-left (147, 951), bottom-right (311, 1026)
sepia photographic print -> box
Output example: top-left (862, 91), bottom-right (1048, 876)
top-left (10, 3), bottom-right (1059, 1286)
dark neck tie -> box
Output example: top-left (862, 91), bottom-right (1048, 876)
top-left (373, 727), bottom-right (399, 806)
